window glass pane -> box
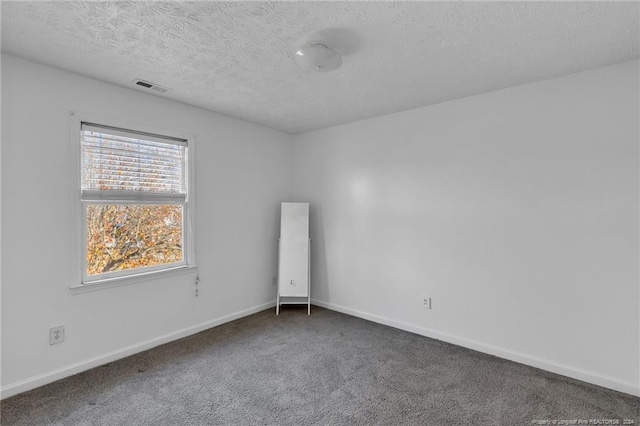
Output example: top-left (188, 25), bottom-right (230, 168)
top-left (86, 204), bottom-right (183, 276)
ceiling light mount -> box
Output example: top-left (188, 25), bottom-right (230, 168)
top-left (295, 44), bottom-right (342, 73)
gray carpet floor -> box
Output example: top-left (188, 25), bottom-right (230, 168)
top-left (1, 306), bottom-right (639, 425)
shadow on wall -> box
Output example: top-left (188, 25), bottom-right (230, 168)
top-left (309, 203), bottom-right (329, 304)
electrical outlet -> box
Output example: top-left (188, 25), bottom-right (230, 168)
top-left (422, 296), bottom-right (432, 310)
top-left (272, 276), bottom-right (277, 286)
top-left (50, 326), bottom-right (65, 345)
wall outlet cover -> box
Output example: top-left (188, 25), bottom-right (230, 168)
top-left (422, 296), bottom-right (432, 310)
top-left (50, 326), bottom-right (65, 345)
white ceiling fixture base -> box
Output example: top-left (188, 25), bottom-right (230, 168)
top-left (295, 44), bottom-right (342, 72)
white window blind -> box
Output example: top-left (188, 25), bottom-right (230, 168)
top-left (81, 123), bottom-right (187, 202)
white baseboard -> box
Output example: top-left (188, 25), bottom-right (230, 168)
top-left (311, 299), bottom-right (640, 397)
top-left (1, 301), bottom-right (275, 400)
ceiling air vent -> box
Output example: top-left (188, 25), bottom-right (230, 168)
top-left (132, 79), bottom-right (169, 93)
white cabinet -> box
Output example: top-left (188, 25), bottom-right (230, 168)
top-left (276, 202), bottom-right (310, 315)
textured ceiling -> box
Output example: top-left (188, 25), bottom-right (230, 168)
top-left (2, 1), bottom-right (639, 134)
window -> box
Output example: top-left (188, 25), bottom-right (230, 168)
top-left (79, 121), bottom-right (193, 284)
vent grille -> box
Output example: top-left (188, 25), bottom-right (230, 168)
top-left (132, 79), bottom-right (169, 93)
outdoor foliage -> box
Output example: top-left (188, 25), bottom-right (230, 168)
top-left (86, 204), bottom-right (183, 275)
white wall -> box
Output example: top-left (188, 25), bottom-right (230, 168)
top-left (1, 54), bottom-right (292, 396)
top-left (293, 60), bottom-right (639, 395)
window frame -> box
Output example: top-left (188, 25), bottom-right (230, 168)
top-left (70, 112), bottom-right (197, 291)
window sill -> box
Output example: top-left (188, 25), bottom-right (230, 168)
top-left (70, 265), bottom-right (198, 294)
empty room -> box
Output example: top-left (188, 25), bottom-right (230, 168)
top-left (1, 1), bottom-right (639, 425)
